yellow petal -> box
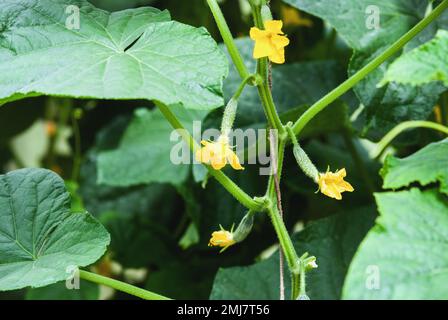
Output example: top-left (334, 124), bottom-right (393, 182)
top-left (264, 20), bottom-right (284, 34)
top-left (209, 230), bottom-right (235, 247)
top-left (321, 182), bottom-right (342, 200)
top-left (226, 148), bottom-right (244, 170)
top-left (196, 146), bottom-right (211, 164)
top-left (268, 48), bottom-right (285, 64)
top-left (210, 157), bottom-right (226, 170)
top-left (272, 34), bottom-right (290, 49)
top-left (337, 168), bottom-right (347, 178)
top-left (338, 181), bottom-right (354, 192)
top-left (253, 38), bottom-right (274, 59)
top-left (250, 27), bottom-right (265, 40)
top-left (318, 169), bottom-right (354, 200)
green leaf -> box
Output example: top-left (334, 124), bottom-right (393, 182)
top-left (0, 0), bottom-right (227, 110)
top-left (381, 138), bottom-right (448, 195)
top-left (26, 280), bottom-right (99, 300)
top-left (210, 206), bottom-right (377, 300)
top-left (285, 0), bottom-right (447, 141)
top-left (343, 189), bottom-right (448, 299)
top-left (222, 38), bottom-right (350, 133)
top-left (97, 106), bottom-right (208, 187)
top-left (382, 30), bottom-right (448, 87)
top-left (90, 0), bottom-right (156, 12)
top-left (0, 168), bottom-right (110, 291)
top-left (284, 0), bottom-right (426, 51)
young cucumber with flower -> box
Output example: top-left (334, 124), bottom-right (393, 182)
top-left (197, 0), bottom-right (357, 300)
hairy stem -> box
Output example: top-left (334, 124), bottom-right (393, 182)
top-left (269, 130), bottom-right (285, 300)
top-left (155, 102), bottom-right (264, 212)
top-left (267, 205), bottom-right (299, 275)
top-left (205, 0), bottom-right (250, 80)
top-left (291, 0), bottom-right (448, 137)
top-left (79, 270), bottom-right (171, 300)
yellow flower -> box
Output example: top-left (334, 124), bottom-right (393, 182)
top-left (195, 135), bottom-right (244, 171)
top-left (281, 6), bottom-right (313, 28)
top-left (250, 20), bottom-right (290, 64)
top-left (318, 168), bottom-right (354, 200)
top-left (209, 229), bottom-right (235, 250)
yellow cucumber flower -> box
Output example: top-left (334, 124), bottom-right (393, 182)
top-left (317, 168), bottom-right (354, 200)
top-left (250, 20), bottom-right (290, 64)
top-left (209, 227), bottom-right (235, 252)
top-left (281, 6), bottom-right (313, 28)
top-left (195, 135), bottom-right (244, 171)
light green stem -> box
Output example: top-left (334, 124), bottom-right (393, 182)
top-left (79, 270), bottom-right (171, 300)
top-left (291, 273), bottom-right (300, 300)
top-left (292, 0), bottom-right (448, 137)
top-left (155, 102), bottom-right (264, 212)
top-left (267, 206), bottom-right (299, 274)
top-left (299, 265), bottom-right (306, 297)
top-left (372, 120), bottom-right (448, 158)
top-left (206, 0), bottom-right (250, 80)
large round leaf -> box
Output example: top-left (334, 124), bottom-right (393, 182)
top-left (0, 168), bottom-right (110, 291)
top-left (0, 0), bottom-right (227, 110)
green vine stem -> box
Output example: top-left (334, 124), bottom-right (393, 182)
top-left (79, 270), bottom-right (171, 300)
top-left (155, 101), bottom-right (264, 212)
top-left (291, 273), bottom-right (300, 300)
top-left (205, 0), bottom-right (250, 80)
top-left (371, 120), bottom-right (448, 159)
top-left (251, 5), bottom-right (286, 135)
top-left (267, 205), bottom-right (300, 275)
top-left (291, 0), bottom-right (448, 137)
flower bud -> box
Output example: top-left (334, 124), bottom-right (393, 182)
top-left (304, 256), bottom-right (318, 271)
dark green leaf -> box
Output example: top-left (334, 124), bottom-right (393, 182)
top-left (0, 168), bottom-right (110, 291)
top-left (97, 107), bottom-right (208, 187)
top-left (210, 206), bottom-right (377, 299)
top-left (381, 138), bottom-right (448, 194)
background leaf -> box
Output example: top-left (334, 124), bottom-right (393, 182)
top-left (343, 189), bottom-right (448, 299)
top-left (210, 206), bottom-right (377, 300)
top-left (0, 168), bottom-right (110, 291)
top-left (284, 0), bottom-right (447, 141)
top-left (382, 30), bottom-right (448, 87)
top-left (97, 106), bottom-right (208, 187)
top-left (381, 138), bottom-right (448, 194)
